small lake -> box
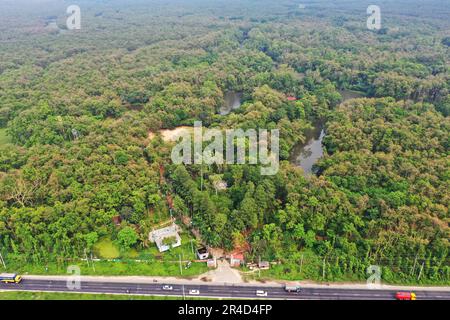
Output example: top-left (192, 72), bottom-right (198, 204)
top-left (220, 91), bottom-right (243, 115)
top-left (289, 122), bottom-right (325, 175)
top-left (290, 89), bottom-right (365, 175)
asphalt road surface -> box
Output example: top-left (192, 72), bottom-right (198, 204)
top-left (1, 279), bottom-right (450, 300)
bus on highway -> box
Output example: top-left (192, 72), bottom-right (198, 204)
top-left (0, 273), bottom-right (22, 284)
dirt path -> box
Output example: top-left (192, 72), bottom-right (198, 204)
top-left (197, 259), bottom-right (243, 284)
top-left (148, 126), bottom-right (193, 143)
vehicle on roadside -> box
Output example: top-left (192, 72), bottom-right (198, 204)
top-left (162, 285), bottom-right (173, 291)
top-left (395, 292), bottom-right (416, 300)
top-left (256, 290), bottom-right (268, 297)
top-left (285, 285), bottom-right (302, 293)
top-left (189, 289), bottom-right (200, 295)
top-left (0, 273), bottom-right (22, 284)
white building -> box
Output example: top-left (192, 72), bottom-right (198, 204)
top-left (149, 224), bottom-right (182, 252)
top-left (196, 246), bottom-right (209, 260)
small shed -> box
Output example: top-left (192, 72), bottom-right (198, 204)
top-left (196, 247), bottom-right (209, 260)
top-left (230, 253), bottom-right (245, 268)
top-left (207, 258), bottom-right (217, 269)
top-left (149, 224), bottom-right (181, 252)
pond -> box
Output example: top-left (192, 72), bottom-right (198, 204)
top-left (220, 91), bottom-right (243, 116)
top-left (289, 122), bottom-right (325, 175)
top-left (289, 89), bottom-right (365, 175)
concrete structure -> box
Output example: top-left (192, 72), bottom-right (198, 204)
top-left (207, 258), bottom-right (217, 268)
top-left (258, 261), bottom-right (270, 270)
top-left (196, 247), bottom-right (209, 260)
top-left (149, 224), bottom-right (181, 252)
top-left (230, 253), bottom-right (244, 268)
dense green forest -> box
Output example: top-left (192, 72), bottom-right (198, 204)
top-left (0, 0), bottom-right (448, 284)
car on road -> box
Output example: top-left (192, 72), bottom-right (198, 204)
top-left (189, 289), bottom-right (200, 295)
top-left (285, 285), bottom-right (302, 293)
top-left (256, 290), bottom-right (268, 297)
top-left (162, 285), bottom-right (173, 291)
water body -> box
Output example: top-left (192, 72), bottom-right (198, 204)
top-left (290, 123), bottom-right (325, 175)
top-left (220, 91), bottom-right (243, 115)
top-left (289, 90), bottom-right (365, 175)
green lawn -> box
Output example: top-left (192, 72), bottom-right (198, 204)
top-left (93, 237), bottom-right (120, 259)
top-left (0, 291), bottom-right (191, 300)
top-left (3, 259), bottom-right (207, 278)
top-left (2, 234), bottom-right (208, 278)
top-left (93, 234), bottom-right (201, 263)
top-left (241, 250), bottom-right (450, 286)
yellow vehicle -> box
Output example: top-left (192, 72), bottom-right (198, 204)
top-left (0, 273), bottom-right (22, 284)
top-left (395, 292), bottom-right (416, 300)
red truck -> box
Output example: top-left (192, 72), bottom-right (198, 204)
top-left (395, 292), bottom-right (416, 300)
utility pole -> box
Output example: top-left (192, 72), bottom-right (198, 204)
top-left (299, 254), bottom-right (304, 276)
top-left (0, 236), bottom-right (5, 269)
top-left (90, 252), bottom-right (95, 272)
top-left (411, 253), bottom-right (418, 276)
top-left (258, 256), bottom-right (261, 278)
top-left (84, 249), bottom-right (90, 268)
top-left (190, 240), bottom-right (194, 255)
top-left (322, 258), bottom-right (326, 280)
top-left (179, 254), bottom-right (183, 275)
top-left (0, 251), bottom-right (6, 269)
top-left (417, 262), bottom-right (425, 281)
top-left (200, 165), bottom-right (204, 191)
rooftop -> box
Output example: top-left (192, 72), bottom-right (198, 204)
top-left (149, 224), bottom-right (182, 252)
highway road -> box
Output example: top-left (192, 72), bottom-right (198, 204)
top-left (1, 279), bottom-right (450, 300)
